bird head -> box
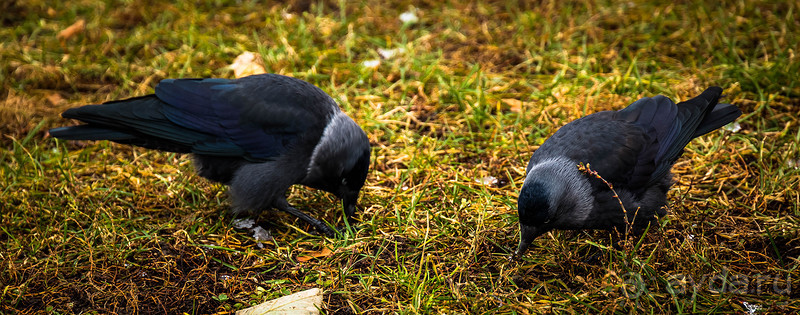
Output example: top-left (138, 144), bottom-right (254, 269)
top-left (304, 113), bottom-right (371, 219)
top-left (513, 157), bottom-right (593, 258)
top-left (515, 180), bottom-right (556, 258)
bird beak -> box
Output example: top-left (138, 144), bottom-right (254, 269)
top-left (514, 224), bottom-right (542, 258)
top-left (342, 192), bottom-right (359, 219)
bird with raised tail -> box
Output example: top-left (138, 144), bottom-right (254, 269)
top-left (514, 87), bottom-right (741, 257)
top-left (49, 73), bottom-right (371, 236)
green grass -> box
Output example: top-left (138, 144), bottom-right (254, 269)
top-left (2, 0), bottom-right (799, 313)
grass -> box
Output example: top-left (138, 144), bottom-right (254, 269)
top-left (1, 0), bottom-right (799, 313)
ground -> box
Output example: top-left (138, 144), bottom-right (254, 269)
top-left (1, 0), bottom-right (798, 314)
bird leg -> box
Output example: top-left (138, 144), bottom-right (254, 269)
top-left (275, 201), bottom-right (335, 237)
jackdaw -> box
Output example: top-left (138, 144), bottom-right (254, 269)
top-left (49, 73), bottom-right (371, 236)
top-left (515, 87), bottom-right (741, 257)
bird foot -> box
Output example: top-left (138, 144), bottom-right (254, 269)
top-left (310, 221), bottom-right (362, 238)
top-left (508, 250), bottom-right (524, 262)
top-left (278, 204), bottom-right (336, 237)
top-left (312, 222), bottom-right (336, 237)
top-left (336, 221), bottom-right (361, 235)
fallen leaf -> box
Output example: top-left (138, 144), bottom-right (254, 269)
top-left (229, 51), bottom-right (266, 78)
top-left (233, 218), bottom-right (256, 229)
top-left (502, 98), bottom-right (523, 113)
top-left (354, 95), bottom-right (382, 101)
top-left (361, 59), bottom-right (380, 68)
top-left (378, 47), bottom-right (405, 59)
top-left (296, 247), bottom-right (333, 262)
top-left (236, 288), bottom-right (323, 315)
top-left (46, 93), bottom-right (65, 106)
top-left (57, 19), bottom-right (86, 43)
top-left (399, 9), bottom-right (419, 24)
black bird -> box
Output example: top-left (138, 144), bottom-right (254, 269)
top-left (515, 87), bottom-right (741, 257)
top-left (49, 73), bottom-right (371, 236)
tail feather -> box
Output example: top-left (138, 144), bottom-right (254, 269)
top-left (49, 125), bottom-right (136, 141)
top-left (659, 86), bottom-right (724, 163)
top-left (49, 95), bottom-right (198, 153)
top-left (692, 103), bottom-right (742, 138)
top-left (645, 86), bottom-right (741, 186)
top-left (59, 96), bottom-right (166, 128)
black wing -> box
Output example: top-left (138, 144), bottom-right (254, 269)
top-left (528, 109), bottom-right (656, 189)
top-left (528, 87), bottom-right (741, 190)
top-left (50, 74), bottom-right (340, 161)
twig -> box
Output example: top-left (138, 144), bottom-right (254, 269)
top-left (577, 163), bottom-right (634, 237)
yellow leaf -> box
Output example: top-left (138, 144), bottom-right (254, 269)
top-left (46, 93), bottom-right (65, 106)
top-left (229, 51), bottom-right (266, 78)
top-left (57, 19), bottom-right (85, 43)
top-left (502, 98), bottom-right (524, 113)
top-left (296, 247), bottom-right (333, 262)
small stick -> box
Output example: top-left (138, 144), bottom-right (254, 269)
top-left (577, 163), bottom-right (634, 236)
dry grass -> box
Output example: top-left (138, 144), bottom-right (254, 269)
top-left (1, 0), bottom-right (799, 314)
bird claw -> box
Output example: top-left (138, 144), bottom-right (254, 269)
top-left (336, 222), bottom-right (361, 235)
top-left (299, 215), bottom-right (360, 238)
top-left (508, 251), bottom-right (523, 263)
top-left (314, 221), bottom-right (360, 238)
top-left (314, 224), bottom-right (336, 238)
top-left (312, 216), bottom-right (364, 237)
top-left (277, 204), bottom-right (338, 237)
